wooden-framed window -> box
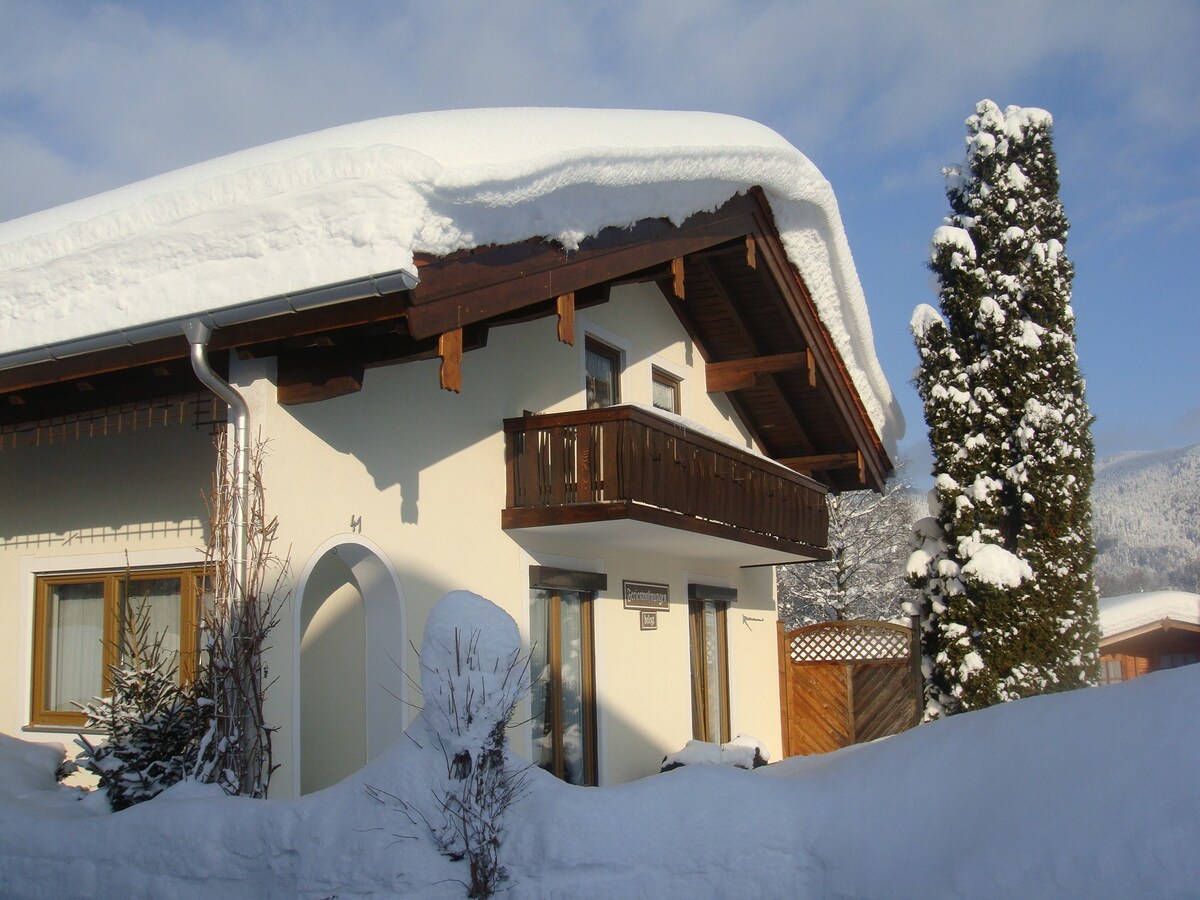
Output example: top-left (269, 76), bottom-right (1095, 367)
top-left (585, 338), bottom-right (621, 409)
top-left (530, 587), bottom-right (598, 785)
top-left (651, 367), bottom-right (681, 415)
top-left (689, 599), bottom-right (730, 744)
top-left (1099, 658), bottom-right (1124, 685)
top-left (30, 567), bottom-right (205, 728)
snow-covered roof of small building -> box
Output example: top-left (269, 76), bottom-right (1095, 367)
top-left (1098, 591), bottom-right (1200, 639)
top-left (0, 108), bottom-right (901, 448)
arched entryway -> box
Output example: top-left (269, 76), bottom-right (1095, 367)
top-left (294, 536), bottom-right (407, 795)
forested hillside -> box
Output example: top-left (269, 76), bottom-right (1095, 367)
top-left (1093, 443), bottom-right (1200, 595)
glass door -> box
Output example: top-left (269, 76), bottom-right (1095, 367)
top-left (530, 588), bottom-right (597, 785)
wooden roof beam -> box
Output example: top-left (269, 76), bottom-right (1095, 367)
top-left (696, 256), bottom-right (819, 457)
top-left (779, 451), bottom-right (864, 485)
top-left (706, 349), bottom-right (815, 393)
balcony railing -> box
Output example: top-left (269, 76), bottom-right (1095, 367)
top-left (503, 405), bottom-right (829, 555)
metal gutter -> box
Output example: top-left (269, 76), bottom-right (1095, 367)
top-left (0, 267), bottom-right (420, 373)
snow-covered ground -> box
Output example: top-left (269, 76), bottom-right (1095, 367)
top-left (3, 595), bottom-right (1197, 898)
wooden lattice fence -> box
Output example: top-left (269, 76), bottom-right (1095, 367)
top-left (777, 619), bottom-right (921, 756)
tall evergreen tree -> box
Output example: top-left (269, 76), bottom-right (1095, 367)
top-left (908, 100), bottom-right (1101, 717)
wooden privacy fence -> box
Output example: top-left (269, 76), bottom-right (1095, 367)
top-left (777, 619), bottom-right (921, 757)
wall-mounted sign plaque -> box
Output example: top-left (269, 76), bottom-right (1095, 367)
top-left (640, 611), bottom-right (658, 631)
top-left (623, 580), bottom-right (669, 611)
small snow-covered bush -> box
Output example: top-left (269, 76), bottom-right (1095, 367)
top-left (660, 734), bottom-right (770, 773)
top-left (369, 591), bottom-right (531, 899)
top-left (75, 598), bottom-right (211, 811)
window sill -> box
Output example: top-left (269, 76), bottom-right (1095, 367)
top-left (22, 723), bottom-right (103, 736)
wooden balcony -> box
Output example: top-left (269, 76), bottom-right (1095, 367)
top-left (503, 405), bottom-right (830, 559)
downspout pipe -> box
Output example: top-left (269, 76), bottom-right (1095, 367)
top-left (183, 318), bottom-right (250, 603)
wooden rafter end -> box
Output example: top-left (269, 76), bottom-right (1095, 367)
top-left (439, 329), bottom-right (463, 393)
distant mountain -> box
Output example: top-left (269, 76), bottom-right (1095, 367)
top-left (1092, 443), bottom-right (1200, 595)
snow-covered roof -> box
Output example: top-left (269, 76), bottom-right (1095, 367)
top-left (1098, 590), bottom-right (1200, 639)
top-left (0, 108), bottom-right (901, 448)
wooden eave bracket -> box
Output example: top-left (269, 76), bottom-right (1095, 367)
top-left (439, 328), bottom-right (463, 393)
top-left (556, 292), bottom-right (575, 345)
top-left (276, 359), bottom-right (365, 406)
top-left (780, 450), bottom-right (864, 484)
top-left (705, 349), bottom-right (815, 393)
top-left (671, 257), bottom-right (685, 300)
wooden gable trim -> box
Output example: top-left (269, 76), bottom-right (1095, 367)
top-left (1101, 618), bottom-right (1200, 645)
top-left (742, 189), bottom-right (888, 490)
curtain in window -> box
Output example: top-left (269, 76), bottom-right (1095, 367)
top-left (47, 581), bottom-right (105, 711)
top-left (124, 577), bottom-right (183, 676)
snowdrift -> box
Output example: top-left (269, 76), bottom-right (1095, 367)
top-left (1, 656), bottom-right (1197, 897)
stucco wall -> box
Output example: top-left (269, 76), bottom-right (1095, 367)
top-left (1, 281), bottom-right (789, 793)
top-left (0, 422), bottom-right (213, 745)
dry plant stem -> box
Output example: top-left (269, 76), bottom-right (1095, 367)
top-left (195, 431), bottom-right (287, 798)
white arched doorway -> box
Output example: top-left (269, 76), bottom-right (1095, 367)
top-left (293, 535), bottom-right (407, 795)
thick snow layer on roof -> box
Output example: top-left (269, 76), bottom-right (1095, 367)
top-left (1098, 590), bottom-right (1200, 638)
top-left (0, 108), bottom-right (901, 448)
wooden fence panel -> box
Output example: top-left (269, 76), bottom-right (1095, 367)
top-left (779, 620), bottom-right (919, 757)
top-left (784, 663), bottom-right (851, 756)
top-left (852, 662), bottom-right (917, 743)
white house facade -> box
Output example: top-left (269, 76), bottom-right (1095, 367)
top-left (0, 109), bottom-right (900, 796)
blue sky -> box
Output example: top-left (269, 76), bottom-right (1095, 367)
top-left (2, 0), bottom-right (1197, 479)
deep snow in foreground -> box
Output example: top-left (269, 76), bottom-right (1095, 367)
top-left (2, 625), bottom-right (1198, 898)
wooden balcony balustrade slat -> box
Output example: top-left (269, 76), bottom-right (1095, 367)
top-left (602, 420), bottom-right (619, 501)
top-left (549, 425), bottom-right (568, 506)
top-left (577, 423), bottom-right (593, 501)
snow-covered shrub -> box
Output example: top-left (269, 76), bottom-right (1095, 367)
top-left (369, 591), bottom-right (530, 899)
top-left (75, 598), bottom-right (211, 811)
top-left (660, 734), bottom-right (769, 772)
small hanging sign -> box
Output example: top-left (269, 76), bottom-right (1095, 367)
top-left (623, 580), bottom-right (669, 611)
top-left (640, 611), bottom-right (658, 631)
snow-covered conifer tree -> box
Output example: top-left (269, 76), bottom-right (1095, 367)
top-left (909, 100), bottom-right (1101, 716)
